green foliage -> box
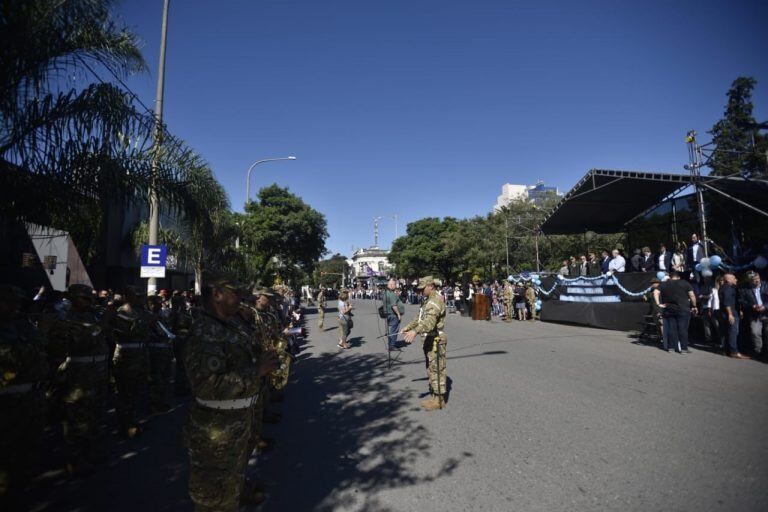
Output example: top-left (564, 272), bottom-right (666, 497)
top-left (239, 184), bottom-right (328, 285)
top-left (313, 254), bottom-right (349, 288)
top-left (389, 197), bottom-right (627, 282)
top-left (708, 77), bottom-right (768, 178)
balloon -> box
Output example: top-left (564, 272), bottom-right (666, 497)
top-left (701, 269), bottom-right (713, 278)
top-left (695, 263), bottom-right (702, 272)
top-left (530, 274), bottom-right (539, 281)
top-left (700, 257), bottom-right (710, 268)
top-left (507, 275), bottom-right (514, 282)
top-left (656, 271), bottom-right (666, 280)
top-left (754, 255), bottom-right (768, 269)
top-left (556, 274), bottom-right (564, 280)
top-left (709, 255), bottom-right (722, 268)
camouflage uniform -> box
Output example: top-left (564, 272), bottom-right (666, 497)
top-left (503, 283), bottom-right (514, 322)
top-left (403, 277), bottom-right (447, 407)
top-left (170, 300), bottom-right (193, 396)
top-left (525, 285), bottom-right (538, 321)
top-left (47, 286), bottom-right (109, 466)
top-left (184, 309), bottom-right (260, 512)
top-left (147, 301), bottom-right (174, 413)
top-left (0, 286), bottom-right (48, 509)
top-left (111, 303), bottom-right (151, 433)
top-left (316, 290), bottom-right (326, 329)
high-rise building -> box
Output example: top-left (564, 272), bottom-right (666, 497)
top-left (493, 180), bottom-right (561, 211)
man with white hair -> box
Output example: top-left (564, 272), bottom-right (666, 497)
top-left (608, 249), bottom-right (626, 273)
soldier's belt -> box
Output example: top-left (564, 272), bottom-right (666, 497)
top-left (66, 354), bottom-right (108, 364)
top-left (195, 395), bottom-right (257, 411)
top-left (146, 342), bottom-right (172, 349)
top-left (422, 330), bottom-right (446, 338)
top-left (0, 382), bottom-right (38, 395)
top-left (116, 342), bottom-right (145, 349)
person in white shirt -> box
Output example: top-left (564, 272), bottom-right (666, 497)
top-left (608, 249), bottom-right (626, 273)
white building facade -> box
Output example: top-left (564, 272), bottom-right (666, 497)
top-left (493, 180), bottom-right (562, 211)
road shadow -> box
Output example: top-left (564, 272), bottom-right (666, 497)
top-left (27, 401), bottom-right (190, 512)
top-left (258, 352), bottom-right (470, 512)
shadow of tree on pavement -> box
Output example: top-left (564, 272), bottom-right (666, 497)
top-left (258, 351), bottom-right (471, 512)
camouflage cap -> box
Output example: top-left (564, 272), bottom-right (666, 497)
top-left (203, 272), bottom-right (241, 294)
top-left (251, 286), bottom-right (274, 297)
top-left (416, 276), bottom-right (441, 289)
top-left (67, 284), bottom-right (93, 299)
top-left (0, 284), bottom-right (26, 302)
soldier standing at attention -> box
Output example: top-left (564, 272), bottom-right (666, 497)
top-left (169, 293), bottom-right (192, 396)
top-left (401, 276), bottom-right (447, 411)
top-left (0, 285), bottom-right (48, 510)
top-left (525, 283), bottom-right (538, 321)
top-left (503, 281), bottom-right (514, 322)
top-left (111, 286), bottom-right (151, 438)
top-left (146, 295), bottom-right (174, 413)
top-left (184, 276), bottom-right (277, 512)
top-left (317, 288), bottom-right (326, 329)
top-left (47, 284), bottom-right (110, 475)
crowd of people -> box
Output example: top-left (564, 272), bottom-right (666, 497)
top-left (0, 278), bottom-right (307, 511)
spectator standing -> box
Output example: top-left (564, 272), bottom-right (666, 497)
top-left (687, 233), bottom-right (706, 272)
top-left (608, 249), bottom-right (626, 273)
top-left (579, 255), bottom-right (588, 276)
top-left (656, 243), bottom-right (672, 273)
top-left (739, 271), bottom-right (768, 360)
top-left (383, 278), bottom-right (404, 350)
top-left (600, 250), bottom-right (611, 274)
top-left (719, 273), bottom-right (747, 358)
top-left (672, 243), bottom-right (687, 273)
top-left (640, 247), bottom-right (655, 272)
top-left (653, 271), bottom-right (697, 353)
top-left (337, 291), bottom-right (353, 349)
top-left (630, 249), bottom-right (643, 272)
top-left (558, 259), bottom-right (570, 276)
top-left (568, 256), bottom-right (580, 277)
top-left (698, 275), bottom-right (719, 345)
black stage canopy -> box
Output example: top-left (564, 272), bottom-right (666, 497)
top-left (539, 169), bottom-right (768, 235)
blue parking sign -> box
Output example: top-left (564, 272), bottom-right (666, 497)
top-left (140, 245), bottom-right (167, 278)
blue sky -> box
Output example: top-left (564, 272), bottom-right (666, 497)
top-left (119, 0), bottom-right (768, 257)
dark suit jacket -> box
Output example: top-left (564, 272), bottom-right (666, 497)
top-left (739, 285), bottom-right (767, 318)
top-left (569, 263), bottom-right (580, 277)
top-left (600, 257), bottom-right (611, 273)
top-left (640, 255), bottom-right (655, 272)
top-left (686, 242), bottom-right (712, 269)
top-left (587, 261), bottom-right (601, 276)
top-left (630, 254), bottom-right (643, 272)
top-left (656, 251), bottom-right (673, 271)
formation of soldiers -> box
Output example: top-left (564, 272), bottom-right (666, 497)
top-left (0, 277), bottom-right (303, 511)
top-left (0, 283), bottom-right (191, 510)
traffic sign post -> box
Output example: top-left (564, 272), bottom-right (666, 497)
top-left (140, 244), bottom-right (167, 279)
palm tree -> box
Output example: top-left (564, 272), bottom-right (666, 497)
top-left (0, 0), bottom-right (193, 246)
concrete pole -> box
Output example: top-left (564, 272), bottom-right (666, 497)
top-left (147, 0), bottom-right (170, 295)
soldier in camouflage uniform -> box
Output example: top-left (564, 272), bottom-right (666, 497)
top-left (184, 276), bottom-right (277, 512)
top-left (503, 281), bottom-right (514, 322)
top-left (170, 294), bottom-right (193, 396)
top-left (47, 284), bottom-right (110, 474)
top-left (316, 288), bottom-right (326, 329)
top-left (111, 286), bottom-right (151, 438)
top-left (402, 276), bottom-right (448, 411)
top-left (146, 295), bottom-right (174, 413)
top-left (0, 285), bottom-right (48, 510)
top-left (525, 283), bottom-right (538, 321)
top-left (253, 288), bottom-right (289, 424)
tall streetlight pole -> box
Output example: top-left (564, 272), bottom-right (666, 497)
top-left (245, 156), bottom-right (297, 206)
top-left (147, 0), bottom-right (170, 295)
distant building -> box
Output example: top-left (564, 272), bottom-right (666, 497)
top-left (348, 246), bottom-right (392, 287)
top-left (493, 180), bottom-right (561, 211)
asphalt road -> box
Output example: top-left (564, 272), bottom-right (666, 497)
top-left (29, 299), bottom-right (768, 512)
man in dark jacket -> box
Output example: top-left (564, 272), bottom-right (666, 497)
top-left (600, 250), bottom-right (611, 274)
top-left (739, 271), bottom-right (768, 359)
top-left (656, 243), bottom-right (673, 274)
top-left (640, 246), bottom-right (655, 272)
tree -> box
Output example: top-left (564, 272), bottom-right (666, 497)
top-left (708, 77), bottom-right (768, 178)
top-left (1, 0), bottom-right (209, 270)
top-left (314, 254), bottom-right (349, 288)
top-left (239, 184), bottom-right (328, 285)
top-left (389, 217), bottom-right (459, 281)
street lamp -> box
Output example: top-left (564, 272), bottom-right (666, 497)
top-left (245, 156), bottom-right (297, 206)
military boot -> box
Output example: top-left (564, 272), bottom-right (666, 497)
top-left (421, 395), bottom-right (444, 410)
